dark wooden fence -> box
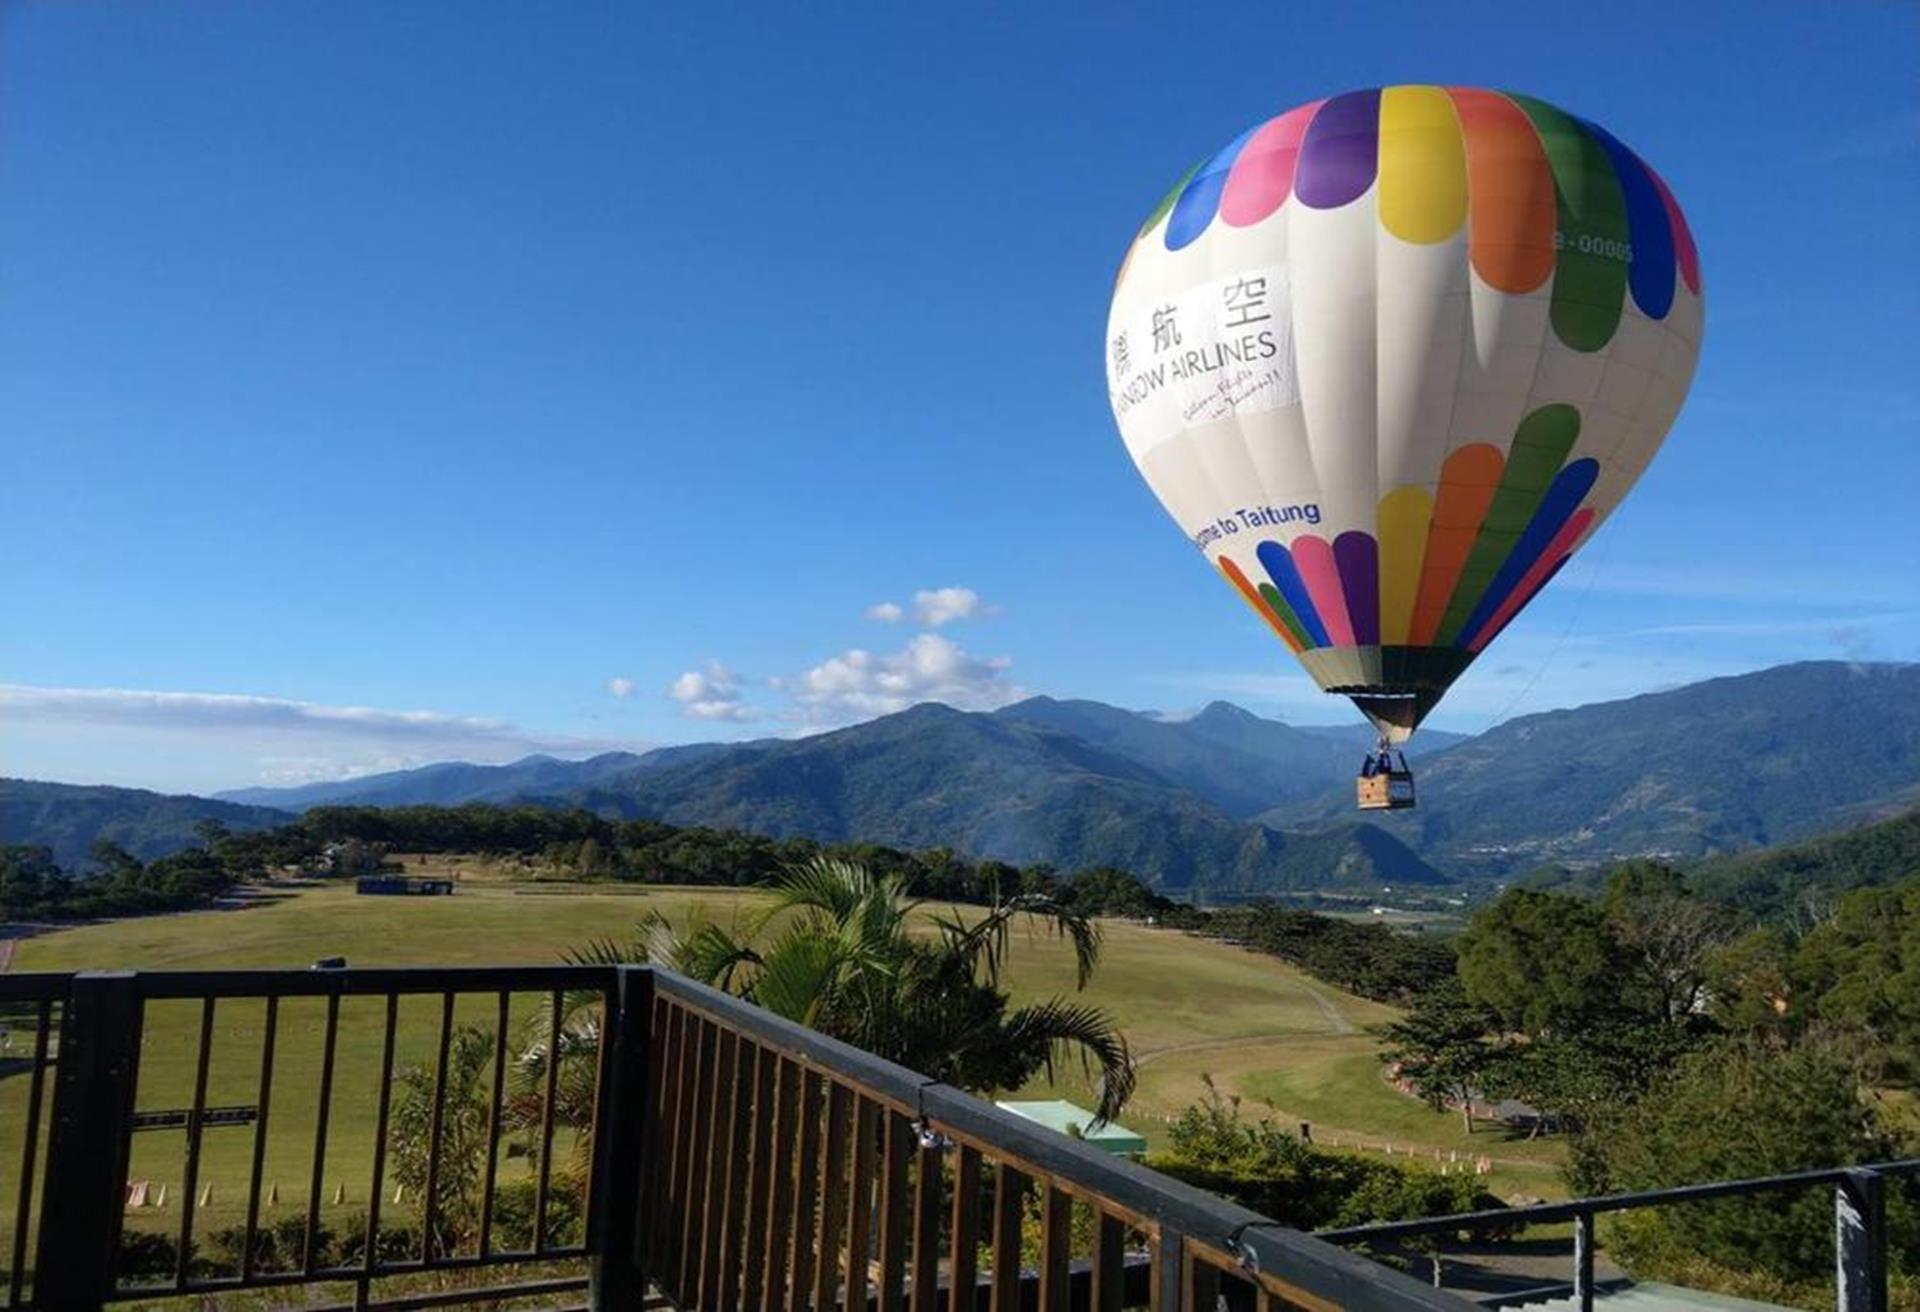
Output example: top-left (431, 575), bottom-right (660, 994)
top-left (642, 970), bottom-right (1465, 1312)
top-left (0, 963), bottom-right (1472, 1312)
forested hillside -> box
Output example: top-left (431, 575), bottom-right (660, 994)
top-left (1269, 662), bottom-right (1920, 872)
top-left (0, 779), bottom-right (293, 869)
top-left (1690, 807), bottom-right (1920, 920)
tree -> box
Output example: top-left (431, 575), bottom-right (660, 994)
top-left (193, 818), bottom-right (232, 850)
top-left (1, 845), bottom-right (69, 919)
top-left (1457, 889), bottom-right (1623, 1035)
top-left (1569, 1038), bottom-right (1920, 1285)
top-left (568, 856), bottom-right (1136, 1121)
top-left (1601, 862), bottom-right (1739, 1023)
top-left (388, 1027), bottom-right (499, 1256)
top-left (1481, 1016), bottom-right (1697, 1137)
top-left (1703, 926), bottom-right (1797, 1038)
top-left (1376, 980), bottom-right (1498, 1132)
top-left (89, 839), bottom-right (140, 877)
top-left (1788, 878), bottom-right (1920, 1082)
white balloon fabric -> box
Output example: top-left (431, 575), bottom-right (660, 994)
top-left (1106, 86), bottom-right (1703, 740)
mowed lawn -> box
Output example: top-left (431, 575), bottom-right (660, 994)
top-left (1, 874), bottom-right (1562, 1257)
top-left (1, 877), bottom-right (770, 1249)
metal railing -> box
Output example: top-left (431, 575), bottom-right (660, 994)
top-left (0, 977), bottom-right (63, 1312)
top-left (5, 965), bottom-right (630, 1311)
top-left (0, 962), bottom-right (1477, 1311)
top-left (1321, 1158), bottom-right (1920, 1312)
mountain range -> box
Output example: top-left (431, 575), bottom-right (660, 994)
top-left (1264, 661), bottom-right (1920, 874)
top-left (7, 661), bottom-right (1917, 890)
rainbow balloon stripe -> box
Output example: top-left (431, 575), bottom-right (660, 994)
top-left (1108, 84), bottom-right (1703, 740)
top-left (1144, 86), bottom-right (1700, 351)
top-left (1221, 404), bottom-right (1598, 659)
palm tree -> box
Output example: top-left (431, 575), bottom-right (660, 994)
top-left (564, 857), bottom-right (1136, 1122)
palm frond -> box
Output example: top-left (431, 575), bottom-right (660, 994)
top-left (768, 856), bottom-right (884, 920)
top-left (676, 921), bottom-right (764, 992)
top-left (562, 909), bottom-right (688, 973)
top-left (563, 938), bottom-right (650, 968)
top-left (939, 892), bottom-right (1103, 990)
top-left (1000, 998), bottom-right (1136, 1125)
top-left (750, 933), bottom-right (852, 1025)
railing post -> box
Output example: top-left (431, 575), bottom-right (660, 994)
top-left (1153, 1227), bottom-right (1184, 1311)
top-left (590, 966), bottom-right (654, 1312)
top-left (1836, 1168), bottom-right (1886, 1312)
top-left (34, 971), bottom-right (144, 1312)
top-left (1572, 1211), bottom-right (1595, 1312)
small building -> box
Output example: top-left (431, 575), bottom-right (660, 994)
top-left (995, 1099), bottom-right (1148, 1158)
top-left (354, 876), bottom-right (454, 896)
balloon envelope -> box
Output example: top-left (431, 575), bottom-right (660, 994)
top-left (1106, 87), bottom-right (1702, 740)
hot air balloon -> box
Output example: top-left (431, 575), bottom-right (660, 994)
top-left (1105, 86), bottom-right (1702, 809)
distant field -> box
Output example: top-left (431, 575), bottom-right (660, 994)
top-left (0, 866), bottom-right (1562, 1260)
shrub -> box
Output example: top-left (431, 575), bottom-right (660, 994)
top-left (488, 1177), bottom-right (585, 1251)
top-left (1151, 1080), bottom-right (1514, 1239)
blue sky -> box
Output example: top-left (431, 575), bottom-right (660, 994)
top-left (3, 1), bottom-right (1916, 794)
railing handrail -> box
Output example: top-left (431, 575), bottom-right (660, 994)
top-left (1, 962), bottom-right (615, 999)
top-left (653, 967), bottom-right (1478, 1312)
top-left (1319, 1156), bottom-right (1920, 1243)
top-left (0, 972), bottom-right (72, 1003)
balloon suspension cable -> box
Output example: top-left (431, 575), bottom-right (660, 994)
top-left (1476, 526), bottom-right (1617, 737)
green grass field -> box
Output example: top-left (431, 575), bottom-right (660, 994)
top-left (0, 867), bottom-right (1563, 1267)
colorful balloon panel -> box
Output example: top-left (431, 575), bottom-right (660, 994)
top-left (1105, 86), bottom-right (1703, 741)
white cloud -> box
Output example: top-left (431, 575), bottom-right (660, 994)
top-left (1571, 609), bottom-right (1920, 644)
top-left (913, 587), bottom-right (983, 628)
top-left (865, 601), bottom-right (905, 623)
top-left (0, 684), bottom-right (652, 787)
top-left (3, 684), bottom-right (520, 740)
top-left (783, 632), bottom-right (1023, 724)
top-left (605, 676), bottom-right (637, 699)
top-left (667, 660), bottom-right (759, 722)
top-left (256, 754), bottom-right (432, 786)
top-left (1588, 567), bottom-right (1919, 610)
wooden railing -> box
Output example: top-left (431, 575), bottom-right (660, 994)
top-left (644, 970), bottom-right (1468, 1312)
top-left (2, 964), bottom-right (1470, 1312)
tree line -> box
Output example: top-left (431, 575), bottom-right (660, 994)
top-left (2, 803), bottom-right (1446, 1015)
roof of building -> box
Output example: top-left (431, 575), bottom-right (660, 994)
top-left (1523, 1282), bottom-right (1795, 1312)
top-left (994, 1099), bottom-right (1148, 1155)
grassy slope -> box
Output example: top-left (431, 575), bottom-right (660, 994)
top-left (1, 865), bottom-right (1561, 1253)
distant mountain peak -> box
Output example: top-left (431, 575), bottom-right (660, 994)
top-left (1193, 699), bottom-right (1263, 723)
top-left (1003, 694), bottom-right (1063, 711)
